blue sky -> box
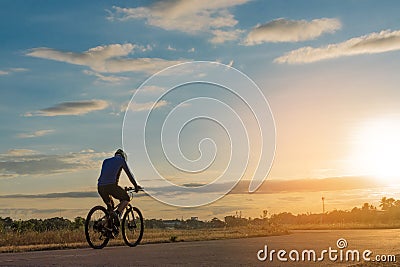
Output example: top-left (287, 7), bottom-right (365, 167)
top-left (2, 0), bottom-right (400, 219)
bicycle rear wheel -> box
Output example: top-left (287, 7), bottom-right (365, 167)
top-left (122, 206), bottom-right (144, 247)
top-left (85, 206), bottom-right (110, 249)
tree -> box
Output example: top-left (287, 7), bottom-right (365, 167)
top-left (210, 217), bottom-right (225, 228)
top-left (379, 197), bottom-right (396, 210)
top-left (362, 203), bottom-right (375, 211)
top-left (262, 210), bottom-right (268, 219)
top-left (74, 217), bottom-right (85, 229)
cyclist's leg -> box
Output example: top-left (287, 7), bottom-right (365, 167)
top-left (98, 185), bottom-right (114, 212)
top-left (110, 185), bottom-right (130, 214)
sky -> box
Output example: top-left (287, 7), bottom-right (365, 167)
top-left (1, 0), bottom-right (400, 220)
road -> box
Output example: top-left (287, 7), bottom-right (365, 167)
top-left (1, 229), bottom-right (399, 266)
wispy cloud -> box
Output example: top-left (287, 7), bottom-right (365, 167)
top-left (0, 191), bottom-right (98, 199)
top-left (0, 68), bottom-right (28, 76)
top-left (108, 0), bottom-right (249, 43)
top-left (26, 44), bottom-right (184, 74)
top-left (229, 177), bottom-right (382, 194)
top-left (17, 129), bottom-right (55, 138)
top-left (127, 177), bottom-right (381, 200)
top-left (0, 191), bottom-right (147, 199)
top-left (5, 149), bottom-right (38, 156)
top-left (82, 70), bottom-right (128, 83)
top-left (210, 29), bottom-right (244, 44)
top-left (275, 29), bottom-right (400, 64)
top-left (0, 149), bottom-right (107, 179)
top-left (121, 100), bottom-right (168, 112)
top-left (138, 85), bottom-right (167, 94)
top-left (245, 18), bottom-right (341, 45)
top-left (167, 45), bottom-right (177, 51)
top-left (24, 99), bottom-right (109, 117)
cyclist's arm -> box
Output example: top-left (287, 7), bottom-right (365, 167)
top-left (122, 160), bottom-right (138, 188)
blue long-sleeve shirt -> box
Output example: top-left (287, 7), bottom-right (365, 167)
top-left (97, 155), bottom-right (137, 186)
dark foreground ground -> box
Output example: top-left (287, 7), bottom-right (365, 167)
top-left (0, 229), bottom-right (399, 266)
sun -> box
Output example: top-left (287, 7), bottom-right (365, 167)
top-left (348, 117), bottom-right (400, 183)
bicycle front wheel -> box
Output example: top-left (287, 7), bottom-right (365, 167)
top-left (85, 205), bottom-right (110, 249)
top-left (122, 206), bottom-right (144, 247)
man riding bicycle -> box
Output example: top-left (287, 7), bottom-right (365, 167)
top-left (97, 149), bottom-right (141, 222)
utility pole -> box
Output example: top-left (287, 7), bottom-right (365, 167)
top-left (321, 197), bottom-right (325, 224)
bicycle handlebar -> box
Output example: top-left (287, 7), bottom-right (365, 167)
top-left (124, 186), bottom-right (144, 192)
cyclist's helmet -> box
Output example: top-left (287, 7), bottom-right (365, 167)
top-left (115, 149), bottom-right (127, 161)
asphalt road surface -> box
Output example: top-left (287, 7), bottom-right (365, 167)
top-left (1, 229), bottom-right (399, 266)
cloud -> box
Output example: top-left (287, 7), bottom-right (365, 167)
top-left (0, 191), bottom-right (147, 199)
top-left (138, 85), bottom-right (167, 94)
top-left (129, 176), bottom-right (382, 200)
top-left (244, 18), bottom-right (341, 45)
top-left (0, 67), bottom-right (28, 76)
top-left (167, 45), bottom-right (177, 51)
top-left (210, 29), bottom-right (244, 44)
top-left (0, 155), bottom-right (79, 177)
top-left (5, 149), bottom-right (38, 156)
top-left (229, 177), bottom-right (382, 194)
top-left (9, 68), bottom-right (29, 72)
top-left (275, 29), bottom-right (400, 64)
top-left (142, 177), bottom-right (381, 196)
top-left (26, 44), bottom-right (184, 74)
top-left (139, 44), bottom-right (154, 52)
top-left (0, 192), bottom-right (98, 199)
top-left (108, 0), bottom-right (249, 43)
top-left (0, 149), bottom-right (107, 179)
top-left (121, 100), bottom-right (168, 112)
top-left (182, 183), bottom-right (206, 187)
top-left (17, 129), bottom-right (55, 138)
top-left (25, 99), bottom-right (109, 117)
top-left (82, 70), bottom-right (128, 83)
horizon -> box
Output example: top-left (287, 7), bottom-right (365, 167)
top-left (1, 1), bottom-right (400, 221)
top-left (2, 176), bottom-right (400, 221)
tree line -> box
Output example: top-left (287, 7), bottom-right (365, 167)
top-left (2, 197), bottom-right (400, 233)
top-left (0, 216), bottom-right (228, 233)
top-left (269, 197), bottom-right (400, 225)
top-left (0, 217), bottom-right (85, 233)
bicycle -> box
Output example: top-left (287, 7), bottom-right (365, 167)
top-left (85, 187), bottom-right (144, 249)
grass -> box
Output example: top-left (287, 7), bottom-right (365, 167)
top-left (0, 230), bottom-right (86, 252)
top-left (4, 222), bottom-right (400, 253)
top-left (0, 225), bottom-right (288, 253)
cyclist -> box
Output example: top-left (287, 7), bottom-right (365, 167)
top-left (97, 149), bottom-right (141, 223)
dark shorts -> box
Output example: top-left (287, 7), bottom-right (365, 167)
top-left (98, 184), bottom-right (130, 210)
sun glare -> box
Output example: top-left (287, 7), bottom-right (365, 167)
top-left (349, 117), bottom-right (400, 183)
